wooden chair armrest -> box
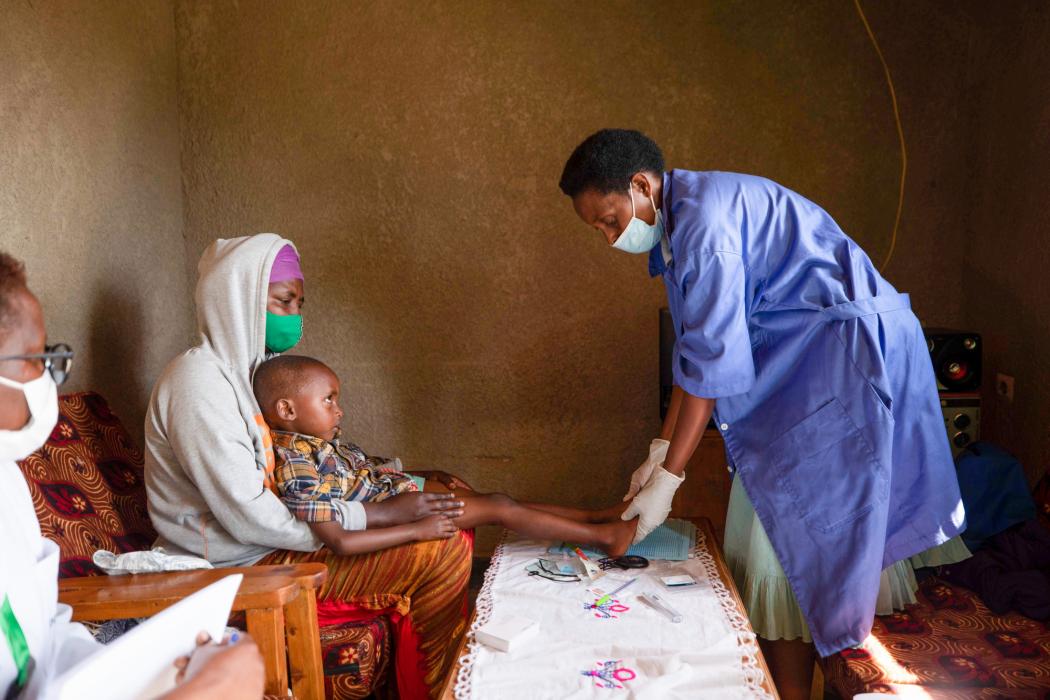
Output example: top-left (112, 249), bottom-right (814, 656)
top-left (252, 562), bottom-right (327, 592)
top-left (58, 566), bottom-right (301, 622)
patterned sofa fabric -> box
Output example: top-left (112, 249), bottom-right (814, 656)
top-left (823, 576), bottom-right (1050, 699)
top-left (16, 392), bottom-right (155, 577)
top-left (17, 392), bottom-right (394, 700)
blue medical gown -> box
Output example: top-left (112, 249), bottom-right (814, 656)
top-left (652, 170), bottom-right (965, 656)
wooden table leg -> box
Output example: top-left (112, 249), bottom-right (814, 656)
top-left (247, 606), bottom-right (289, 696)
top-left (285, 590), bottom-right (324, 700)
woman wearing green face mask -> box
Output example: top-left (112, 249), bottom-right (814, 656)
top-left (264, 243), bottom-right (306, 352)
top-left (144, 234), bottom-right (474, 698)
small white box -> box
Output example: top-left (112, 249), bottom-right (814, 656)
top-left (475, 615), bottom-right (539, 652)
top-left (660, 574), bottom-right (699, 587)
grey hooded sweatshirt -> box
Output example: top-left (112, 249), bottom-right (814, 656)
top-left (144, 234), bottom-right (365, 566)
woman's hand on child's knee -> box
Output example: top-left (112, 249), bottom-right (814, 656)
top-left (412, 514), bottom-right (459, 542)
top-left (365, 492), bottom-right (465, 527)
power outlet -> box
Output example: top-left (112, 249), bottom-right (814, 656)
top-left (996, 373), bottom-right (1015, 402)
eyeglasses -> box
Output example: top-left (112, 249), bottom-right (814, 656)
top-left (0, 343), bottom-right (75, 386)
top-left (525, 558), bottom-right (581, 582)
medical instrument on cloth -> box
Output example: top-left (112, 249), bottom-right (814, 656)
top-left (594, 577), bottom-right (638, 607)
top-left (639, 592), bottom-right (683, 623)
top-left (572, 546), bottom-right (605, 581)
top-left (598, 555), bottom-right (649, 571)
top-left (525, 558), bottom-right (580, 583)
top-left (660, 574), bottom-right (699, 588)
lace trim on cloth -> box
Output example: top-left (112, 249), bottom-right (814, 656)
top-left (453, 529), bottom-right (508, 700)
top-left (453, 528), bottom-right (774, 699)
top-left (693, 528), bottom-right (774, 698)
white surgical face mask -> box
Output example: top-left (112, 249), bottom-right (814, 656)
top-left (611, 187), bottom-right (664, 255)
top-left (0, 368), bottom-right (58, 462)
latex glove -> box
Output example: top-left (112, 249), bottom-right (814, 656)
top-left (623, 438), bottom-right (670, 501)
top-left (621, 466), bottom-right (684, 543)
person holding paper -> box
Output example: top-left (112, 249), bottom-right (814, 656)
top-left (0, 251), bottom-right (263, 700)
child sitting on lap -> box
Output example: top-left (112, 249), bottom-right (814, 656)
top-left (253, 355), bottom-right (638, 557)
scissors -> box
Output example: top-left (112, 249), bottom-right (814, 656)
top-left (598, 555), bottom-right (649, 571)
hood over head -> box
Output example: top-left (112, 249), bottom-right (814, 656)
top-left (195, 233), bottom-right (299, 376)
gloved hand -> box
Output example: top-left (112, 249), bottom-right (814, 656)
top-left (623, 438), bottom-right (670, 502)
top-left (621, 466), bottom-right (684, 543)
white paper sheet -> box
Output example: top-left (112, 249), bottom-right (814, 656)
top-left (47, 573), bottom-right (243, 700)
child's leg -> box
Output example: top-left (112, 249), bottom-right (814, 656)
top-left (519, 501), bottom-right (630, 524)
top-left (421, 480), bottom-right (626, 524)
top-left (456, 492), bottom-right (637, 557)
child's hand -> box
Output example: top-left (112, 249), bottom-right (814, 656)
top-left (412, 514), bottom-right (459, 541)
top-left (365, 492), bottom-right (465, 527)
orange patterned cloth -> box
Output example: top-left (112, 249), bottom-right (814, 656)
top-left (822, 575), bottom-right (1050, 699)
top-left (260, 530), bottom-right (473, 700)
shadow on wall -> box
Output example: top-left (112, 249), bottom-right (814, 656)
top-left (962, 260), bottom-right (1050, 486)
top-left (86, 280), bottom-right (148, 444)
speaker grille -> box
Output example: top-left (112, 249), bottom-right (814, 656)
top-left (924, 328), bottom-right (982, 392)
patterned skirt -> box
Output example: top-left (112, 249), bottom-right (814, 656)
top-left (259, 530), bottom-right (473, 699)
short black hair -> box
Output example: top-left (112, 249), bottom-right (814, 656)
top-left (253, 355), bottom-right (332, 419)
top-left (0, 252), bottom-right (28, 332)
top-left (558, 129), bottom-right (665, 197)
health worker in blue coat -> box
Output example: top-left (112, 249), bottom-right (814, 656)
top-left (560, 129), bottom-right (968, 699)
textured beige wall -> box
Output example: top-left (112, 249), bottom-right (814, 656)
top-left (0, 1), bottom-right (192, 443)
top-left (962, 3), bottom-right (1050, 484)
top-left (173, 0), bottom-right (974, 551)
top-left (4, 0), bottom-right (1041, 548)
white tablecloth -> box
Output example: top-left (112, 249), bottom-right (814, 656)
top-left (454, 528), bottom-right (774, 699)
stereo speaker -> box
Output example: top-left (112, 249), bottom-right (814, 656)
top-left (924, 328), bottom-right (982, 392)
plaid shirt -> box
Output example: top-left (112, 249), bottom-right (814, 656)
top-left (272, 431), bottom-right (418, 524)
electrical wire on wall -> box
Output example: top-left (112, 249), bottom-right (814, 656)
top-left (854, 0), bottom-right (907, 273)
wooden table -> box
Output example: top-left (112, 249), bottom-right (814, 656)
top-left (440, 517), bottom-right (779, 698)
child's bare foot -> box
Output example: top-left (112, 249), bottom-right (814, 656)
top-left (599, 516), bottom-right (638, 558)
